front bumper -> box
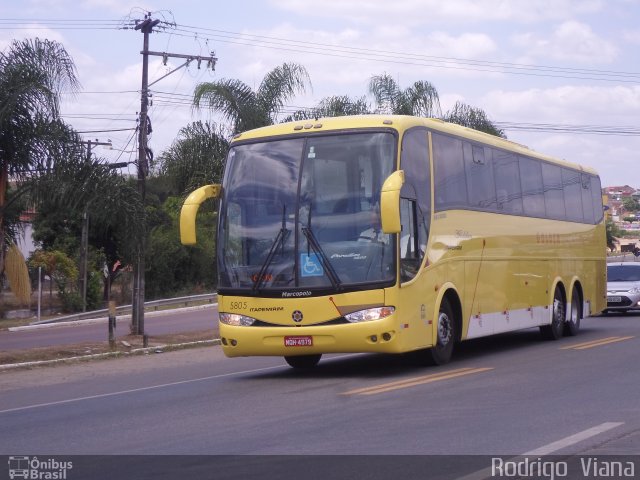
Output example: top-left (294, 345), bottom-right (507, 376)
top-left (606, 292), bottom-right (640, 311)
top-left (220, 315), bottom-right (406, 357)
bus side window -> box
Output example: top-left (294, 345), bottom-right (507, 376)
top-left (493, 150), bottom-right (523, 214)
top-left (541, 163), bottom-right (566, 220)
top-left (464, 142), bottom-right (496, 209)
top-left (590, 176), bottom-right (603, 223)
top-left (562, 168), bottom-right (583, 223)
top-left (400, 198), bottom-right (423, 283)
top-left (580, 173), bottom-right (594, 224)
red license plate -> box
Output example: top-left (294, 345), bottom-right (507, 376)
top-left (284, 336), bottom-right (313, 347)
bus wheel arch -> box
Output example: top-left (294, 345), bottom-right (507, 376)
top-left (540, 281), bottom-right (566, 340)
top-left (430, 289), bottom-right (462, 365)
top-left (564, 281), bottom-right (583, 336)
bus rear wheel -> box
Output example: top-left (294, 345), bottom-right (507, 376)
top-left (541, 286), bottom-right (565, 340)
top-left (284, 354), bottom-right (322, 369)
top-left (429, 298), bottom-right (456, 365)
top-left (564, 287), bottom-right (582, 336)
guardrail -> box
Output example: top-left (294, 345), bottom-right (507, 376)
top-left (607, 254), bottom-right (640, 263)
top-left (31, 293), bottom-right (218, 325)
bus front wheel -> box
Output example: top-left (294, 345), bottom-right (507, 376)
top-left (430, 298), bottom-right (456, 365)
top-left (284, 354), bottom-right (322, 369)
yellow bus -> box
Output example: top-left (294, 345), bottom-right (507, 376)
top-left (180, 115), bottom-right (606, 368)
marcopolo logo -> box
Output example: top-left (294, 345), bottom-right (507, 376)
top-left (8, 456), bottom-right (73, 479)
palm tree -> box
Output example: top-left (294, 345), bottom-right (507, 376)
top-left (31, 146), bottom-right (145, 307)
top-left (0, 38), bottom-right (80, 278)
top-left (443, 101), bottom-right (506, 138)
top-left (157, 121), bottom-right (230, 194)
top-left (369, 73), bottom-right (442, 118)
top-left (368, 73), bottom-right (505, 137)
top-left (193, 63), bottom-right (311, 134)
top-left (287, 73), bottom-right (503, 138)
top-left (284, 95), bottom-right (371, 122)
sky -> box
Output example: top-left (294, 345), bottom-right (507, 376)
top-left (1, 0), bottom-right (639, 188)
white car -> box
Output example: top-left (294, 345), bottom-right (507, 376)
top-left (605, 263), bottom-right (640, 313)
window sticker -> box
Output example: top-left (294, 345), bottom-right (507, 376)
top-left (300, 253), bottom-right (324, 277)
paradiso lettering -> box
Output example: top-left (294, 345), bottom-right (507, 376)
top-left (536, 233), bottom-right (562, 244)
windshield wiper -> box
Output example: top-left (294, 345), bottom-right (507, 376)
top-left (252, 205), bottom-right (290, 291)
top-left (301, 204), bottom-right (342, 290)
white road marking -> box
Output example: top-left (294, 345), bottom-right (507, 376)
top-left (455, 422), bottom-right (625, 480)
top-left (0, 364), bottom-right (281, 415)
top-left (0, 353), bottom-right (360, 415)
top-left (523, 421), bottom-right (624, 455)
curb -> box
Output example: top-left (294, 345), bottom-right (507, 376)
top-left (8, 303), bottom-right (217, 332)
top-left (0, 338), bottom-right (221, 371)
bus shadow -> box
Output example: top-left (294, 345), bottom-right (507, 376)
top-left (243, 324), bottom-right (612, 381)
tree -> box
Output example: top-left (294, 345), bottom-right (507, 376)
top-left (157, 121), bottom-right (229, 194)
top-left (606, 218), bottom-right (624, 252)
top-left (442, 101), bottom-right (506, 138)
top-left (0, 38), bottom-right (80, 279)
top-left (152, 121), bottom-right (227, 296)
top-left (622, 197), bottom-right (640, 213)
top-left (369, 73), bottom-right (442, 117)
top-left (28, 249), bottom-right (78, 311)
top-left (285, 72), bottom-right (504, 138)
top-left (139, 189), bottom-right (217, 298)
top-left (31, 153), bottom-right (145, 306)
top-left (284, 95), bottom-right (371, 122)
top-left (193, 63), bottom-right (311, 134)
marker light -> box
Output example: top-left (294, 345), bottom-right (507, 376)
top-left (345, 306), bottom-right (395, 323)
top-left (219, 313), bottom-right (256, 326)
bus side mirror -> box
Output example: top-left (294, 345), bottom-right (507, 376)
top-left (380, 170), bottom-right (405, 234)
top-left (180, 184), bottom-right (221, 245)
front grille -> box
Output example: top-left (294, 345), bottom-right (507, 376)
top-left (607, 296), bottom-right (633, 307)
top-left (252, 317), bottom-right (350, 327)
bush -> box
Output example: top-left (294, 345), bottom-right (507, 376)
top-left (60, 290), bottom-right (83, 313)
top-left (86, 271), bottom-right (103, 310)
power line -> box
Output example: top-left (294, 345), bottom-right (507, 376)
top-left (165, 23), bottom-right (640, 83)
top-left (4, 18), bottom-right (640, 83)
top-left (61, 114), bottom-right (136, 122)
top-left (75, 127), bottom-right (137, 134)
top-left (0, 19), bottom-right (127, 30)
top-left (495, 122), bottom-right (640, 136)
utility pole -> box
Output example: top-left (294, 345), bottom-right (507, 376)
top-left (131, 15), bottom-right (158, 336)
top-left (130, 14), bottom-right (217, 337)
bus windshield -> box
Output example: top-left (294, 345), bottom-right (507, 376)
top-left (218, 131), bottom-right (396, 294)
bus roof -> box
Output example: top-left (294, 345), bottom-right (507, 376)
top-left (231, 115), bottom-right (598, 177)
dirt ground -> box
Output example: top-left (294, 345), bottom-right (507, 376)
top-left (0, 329), bottom-right (219, 367)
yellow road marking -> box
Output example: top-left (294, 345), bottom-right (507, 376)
top-left (561, 336), bottom-right (635, 350)
top-left (560, 336), bottom-right (621, 349)
top-left (343, 367), bottom-right (494, 396)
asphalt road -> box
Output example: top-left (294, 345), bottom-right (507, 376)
top-left (0, 305), bottom-right (218, 350)
top-left (1, 314), bottom-right (639, 478)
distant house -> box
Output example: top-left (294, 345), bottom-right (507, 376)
top-left (603, 185), bottom-right (636, 200)
top-left (16, 208), bottom-right (37, 260)
top-left (603, 185), bottom-right (638, 219)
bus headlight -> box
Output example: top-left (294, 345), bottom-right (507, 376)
top-left (345, 306), bottom-right (395, 323)
top-left (219, 313), bottom-right (256, 326)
